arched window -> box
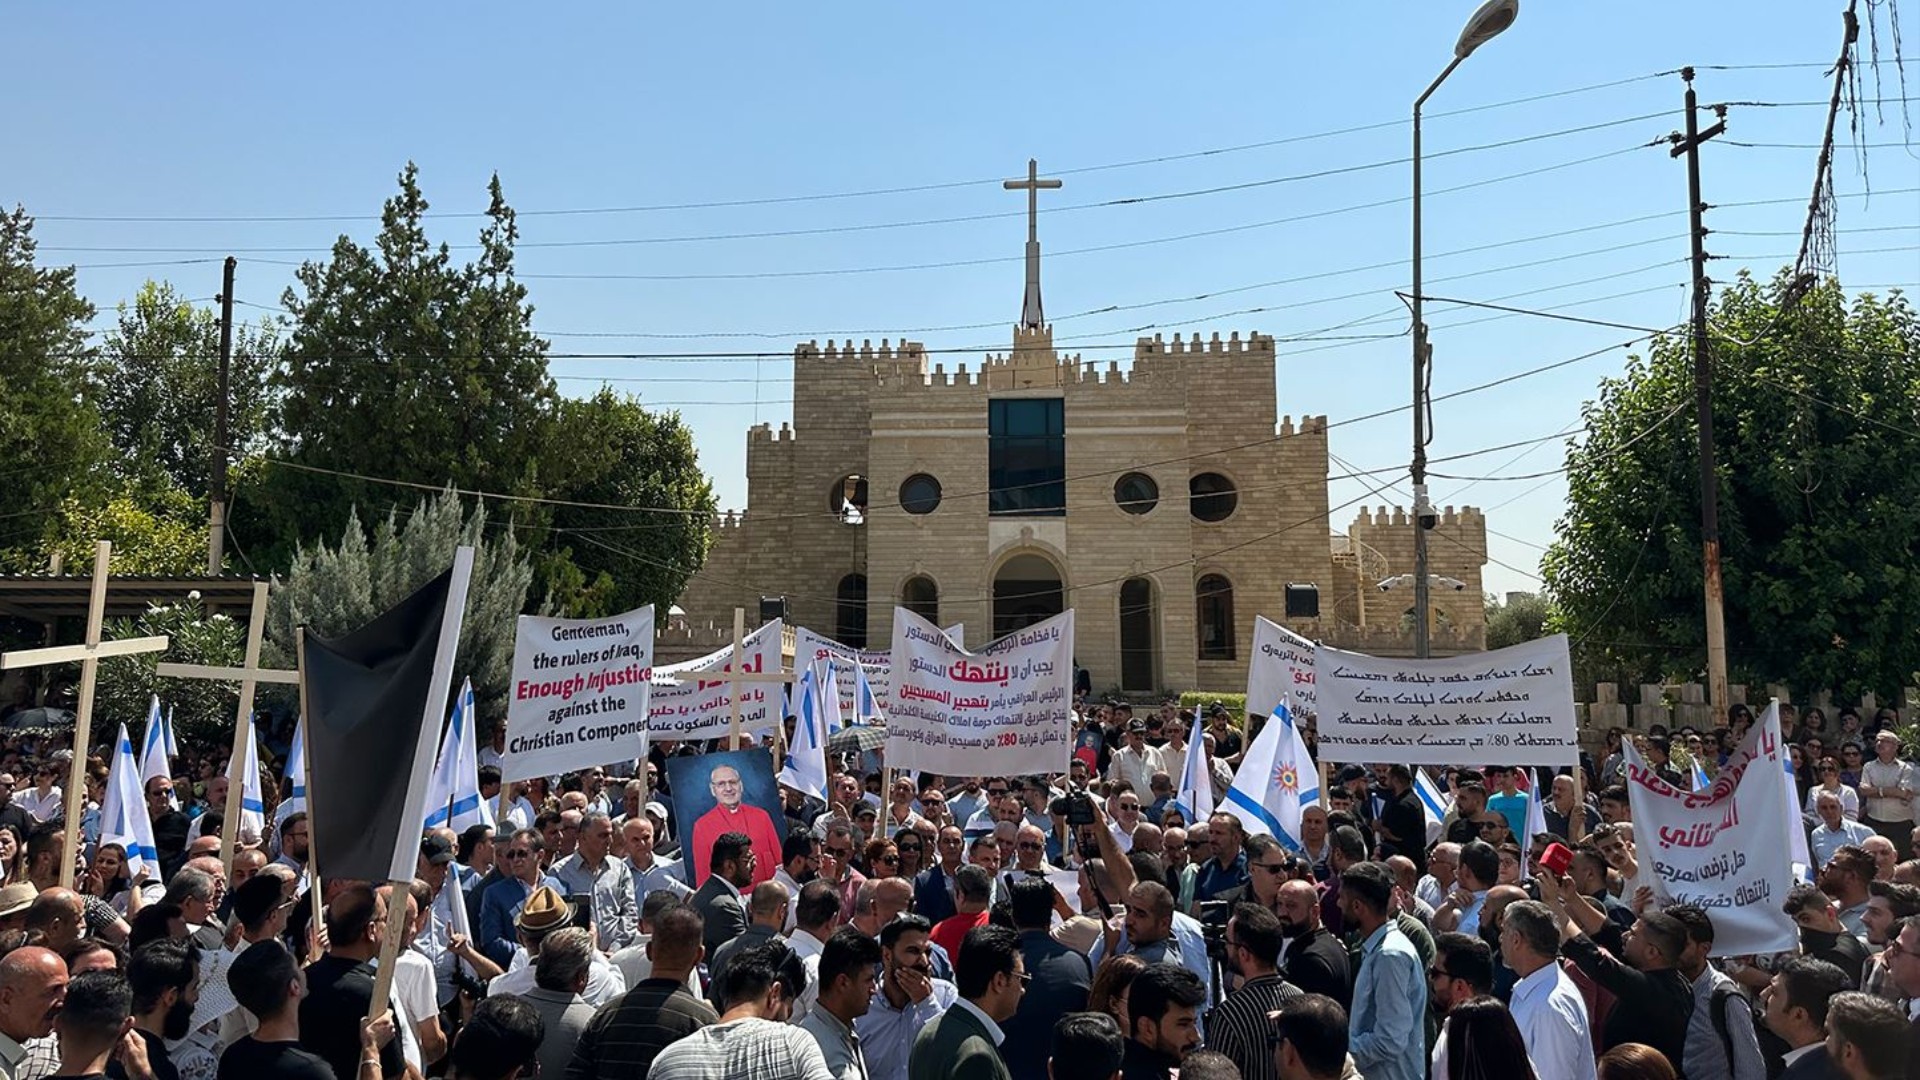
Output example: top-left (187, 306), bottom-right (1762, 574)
top-left (830, 476), bottom-right (869, 525)
top-left (901, 576), bottom-right (939, 624)
top-left (836, 574), bottom-right (869, 647)
top-left (1196, 574), bottom-right (1236, 660)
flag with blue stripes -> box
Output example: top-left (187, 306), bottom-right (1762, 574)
top-left (139, 696), bottom-right (178, 810)
top-left (1173, 711), bottom-right (1214, 824)
top-left (237, 715), bottom-right (267, 841)
top-left (778, 664), bottom-right (829, 801)
top-left (1691, 759), bottom-right (1712, 793)
top-left (423, 678), bottom-right (495, 833)
top-left (101, 723), bottom-right (160, 878)
top-left (1222, 700), bottom-right (1319, 850)
top-left (1414, 768), bottom-right (1450, 846)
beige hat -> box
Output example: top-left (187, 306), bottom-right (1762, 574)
top-left (0, 883), bottom-right (37, 918)
top-left (514, 886), bottom-right (572, 934)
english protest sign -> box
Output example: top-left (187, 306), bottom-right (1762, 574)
top-left (504, 605), bottom-right (654, 781)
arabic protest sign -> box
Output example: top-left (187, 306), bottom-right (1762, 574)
top-left (1246, 616), bottom-right (1317, 720)
top-left (504, 605), bottom-right (655, 781)
top-left (886, 607), bottom-right (1074, 777)
top-left (1624, 701), bottom-right (1799, 956)
top-left (794, 623), bottom-right (967, 722)
top-left (1312, 634), bottom-right (1578, 766)
top-left (647, 619), bottom-right (784, 740)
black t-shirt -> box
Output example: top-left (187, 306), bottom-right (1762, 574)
top-left (218, 1037), bottom-right (335, 1080)
top-left (106, 1029), bottom-right (177, 1080)
top-left (299, 954), bottom-right (404, 1079)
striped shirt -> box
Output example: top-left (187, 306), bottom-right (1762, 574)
top-left (646, 1017), bottom-right (835, 1080)
top-left (566, 978), bottom-right (717, 1080)
top-left (1203, 973), bottom-right (1301, 1080)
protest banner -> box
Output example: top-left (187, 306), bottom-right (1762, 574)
top-left (1312, 634), bottom-right (1578, 766)
top-left (886, 607), bottom-right (1074, 777)
top-left (1246, 616), bottom-right (1318, 719)
top-left (648, 618), bottom-right (784, 740)
top-left (1624, 701), bottom-right (1799, 956)
top-left (504, 604), bottom-right (655, 780)
top-left (794, 622), bottom-right (967, 722)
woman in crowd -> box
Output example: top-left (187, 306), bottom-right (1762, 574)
top-left (1803, 756), bottom-right (1861, 821)
top-left (1442, 996), bottom-right (1538, 1080)
top-left (1596, 1042), bottom-right (1679, 1080)
top-left (863, 836), bottom-right (899, 879)
top-left (0, 823), bottom-right (28, 887)
top-left (1087, 954), bottom-right (1146, 1035)
top-left (1839, 742), bottom-right (1866, 787)
top-left (1796, 707), bottom-right (1829, 743)
top-left (83, 842), bottom-right (148, 917)
top-left (895, 830), bottom-right (926, 880)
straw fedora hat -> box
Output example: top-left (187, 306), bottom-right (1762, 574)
top-left (514, 886), bottom-right (572, 934)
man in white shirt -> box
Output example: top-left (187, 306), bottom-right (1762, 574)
top-left (1859, 731), bottom-right (1916, 859)
top-left (773, 831), bottom-right (818, 932)
top-left (1499, 900), bottom-right (1597, 1080)
top-left (624, 816), bottom-right (692, 904)
top-left (1760, 956), bottom-right (1851, 1080)
top-left (1812, 790), bottom-right (1878, 868)
top-left (1106, 721), bottom-right (1165, 793)
top-left (1417, 843), bottom-right (1461, 913)
top-left (14, 766), bottom-right (60, 824)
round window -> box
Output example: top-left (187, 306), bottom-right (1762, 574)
top-left (899, 474), bottom-right (943, 515)
top-left (1189, 472), bottom-right (1239, 522)
top-left (1113, 472), bottom-right (1158, 515)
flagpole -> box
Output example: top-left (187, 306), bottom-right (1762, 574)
top-left (1570, 767), bottom-right (1588, 844)
top-left (294, 628), bottom-right (325, 963)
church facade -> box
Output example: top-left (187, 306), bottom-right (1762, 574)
top-left (666, 164), bottom-right (1489, 693)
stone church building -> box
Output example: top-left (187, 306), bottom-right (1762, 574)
top-left (666, 162), bottom-right (1489, 693)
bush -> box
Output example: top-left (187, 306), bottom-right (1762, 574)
top-left (1177, 692), bottom-right (1246, 715)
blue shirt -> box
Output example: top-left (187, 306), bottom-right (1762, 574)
top-left (1348, 921), bottom-right (1427, 1080)
top-left (856, 977), bottom-right (957, 1080)
top-left (477, 874), bottom-right (561, 966)
top-left (1193, 851), bottom-right (1248, 903)
top-left (1088, 911), bottom-right (1215, 1027)
top-left (1487, 791), bottom-right (1530, 840)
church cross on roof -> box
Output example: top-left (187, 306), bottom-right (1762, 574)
top-left (1003, 158), bottom-right (1062, 331)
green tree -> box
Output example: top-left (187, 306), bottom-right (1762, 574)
top-left (263, 489), bottom-right (536, 725)
top-left (239, 164), bottom-right (557, 567)
top-left (1484, 591), bottom-right (1554, 650)
top-left (30, 482), bottom-right (208, 577)
top-left (1543, 273), bottom-right (1919, 697)
top-left (539, 389), bottom-right (715, 615)
top-left (96, 602), bottom-right (245, 747)
top-left (95, 280), bottom-right (282, 495)
top-left (0, 206), bottom-right (107, 554)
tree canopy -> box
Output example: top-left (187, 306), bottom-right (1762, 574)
top-left (1543, 273), bottom-right (1919, 697)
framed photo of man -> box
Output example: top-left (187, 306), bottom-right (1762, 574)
top-left (666, 749), bottom-right (784, 888)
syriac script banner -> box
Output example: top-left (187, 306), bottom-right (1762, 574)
top-left (647, 619), bottom-right (784, 740)
top-left (1246, 616), bottom-right (1318, 720)
top-left (504, 605), bottom-right (654, 781)
top-left (885, 607), bottom-right (1073, 777)
top-left (1312, 634), bottom-right (1578, 766)
top-left (1624, 703), bottom-right (1799, 956)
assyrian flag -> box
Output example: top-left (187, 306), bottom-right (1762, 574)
top-left (163, 704), bottom-right (178, 757)
top-left (852, 661), bottom-right (882, 727)
top-left (1771, 701), bottom-right (1814, 881)
top-left (818, 659), bottom-right (846, 735)
top-left (1223, 701), bottom-right (1319, 850)
top-left (1691, 758), bottom-right (1712, 793)
top-left (1174, 712), bottom-right (1214, 824)
top-left (778, 664), bottom-right (829, 802)
top-left (1517, 768), bottom-right (1549, 881)
top-left (236, 717), bottom-right (266, 843)
top-left (283, 720), bottom-right (307, 814)
top-left (423, 678), bottom-right (495, 833)
top-left (139, 696), bottom-right (177, 810)
top-left (1414, 768), bottom-right (1450, 847)
top-left (101, 723), bottom-right (160, 880)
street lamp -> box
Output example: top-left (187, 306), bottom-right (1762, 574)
top-left (1411, 0), bottom-right (1518, 659)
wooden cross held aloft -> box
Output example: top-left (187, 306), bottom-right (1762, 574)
top-left (0, 541), bottom-right (169, 889)
top-left (154, 580), bottom-right (297, 866)
top-left (710, 607), bottom-right (797, 750)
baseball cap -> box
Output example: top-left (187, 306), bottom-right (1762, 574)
top-left (1127, 719), bottom-right (1148, 733)
top-left (230, 873), bottom-right (294, 928)
top-left (420, 834), bottom-right (454, 867)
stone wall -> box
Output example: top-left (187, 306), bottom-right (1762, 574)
top-left (1572, 681), bottom-right (1918, 756)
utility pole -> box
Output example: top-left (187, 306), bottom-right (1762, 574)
top-left (206, 256), bottom-right (236, 575)
top-left (1668, 68), bottom-right (1729, 723)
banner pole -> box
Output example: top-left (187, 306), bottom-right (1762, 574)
top-left (727, 608), bottom-right (746, 751)
top-left (295, 627), bottom-right (325, 962)
top-left (366, 880), bottom-right (411, 1031)
top-left (1571, 766), bottom-right (1588, 844)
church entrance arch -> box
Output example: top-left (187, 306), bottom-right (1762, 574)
top-left (992, 552), bottom-right (1065, 641)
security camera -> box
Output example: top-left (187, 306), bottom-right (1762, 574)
top-left (1413, 486), bottom-right (1437, 531)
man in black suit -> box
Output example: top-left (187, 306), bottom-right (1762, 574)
top-left (1760, 956), bottom-right (1849, 1079)
top-left (914, 824), bottom-right (965, 925)
top-left (1275, 877), bottom-right (1350, 1010)
top-left (1886, 916), bottom-right (1920, 1078)
top-left (999, 878), bottom-right (1092, 1080)
top-left (689, 830), bottom-right (754, 957)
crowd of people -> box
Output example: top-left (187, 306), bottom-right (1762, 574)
top-left (0, 693), bottom-right (1909, 1079)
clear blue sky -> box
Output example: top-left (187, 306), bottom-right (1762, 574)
top-left (9, 2), bottom-right (1916, 599)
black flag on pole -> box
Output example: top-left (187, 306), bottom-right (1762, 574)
top-left (300, 566), bottom-right (457, 884)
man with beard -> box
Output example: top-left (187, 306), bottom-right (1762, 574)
top-left (1823, 845), bottom-right (1878, 940)
top-left (1199, 835), bottom-right (1289, 921)
top-left (1424, 932), bottom-right (1495, 1080)
top-left (1275, 879), bottom-right (1350, 1009)
top-left (1859, 880), bottom-right (1920, 1006)
top-left (1120, 964), bottom-right (1204, 1080)
top-left (858, 915), bottom-right (955, 1080)
top-left (1203, 904), bottom-right (1301, 1080)
top-left (1295, 806), bottom-right (1331, 875)
top-left (1783, 883), bottom-right (1870, 987)
top-left (114, 940), bottom-right (200, 1080)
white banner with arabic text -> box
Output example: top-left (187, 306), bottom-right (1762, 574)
top-left (886, 608), bottom-right (1073, 777)
top-left (1246, 616), bottom-right (1318, 720)
top-left (647, 620), bottom-right (784, 740)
